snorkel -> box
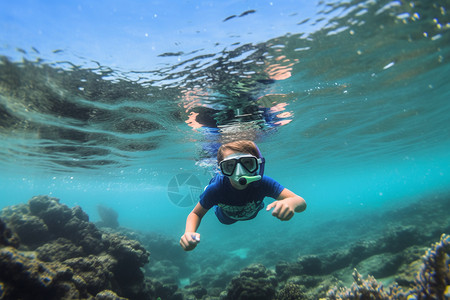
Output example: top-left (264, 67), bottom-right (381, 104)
top-left (238, 175), bottom-right (261, 185)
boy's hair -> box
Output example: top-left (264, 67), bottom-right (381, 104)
top-left (217, 140), bottom-right (261, 162)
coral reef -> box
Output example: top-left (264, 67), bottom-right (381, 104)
top-left (276, 282), bottom-right (306, 300)
top-left (0, 218), bottom-right (19, 248)
top-left (327, 234), bottom-right (450, 300)
top-left (182, 281), bottom-right (208, 299)
top-left (63, 254), bottom-right (117, 295)
top-left (95, 290), bottom-right (127, 300)
top-left (0, 245), bottom-right (90, 299)
top-left (327, 269), bottom-right (407, 299)
top-left (0, 195), bottom-right (151, 299)
top-left (409, 233), bottom-right (450, 299)
top-left (1, 194), bottom-right (448, 299)
top-left (101, 226), bottom-right (192, 285)
top-left (224, 263), bottom-right (278, 300)
top-left (36, 238), bottom-right (84, 262)
top-left (1, 204), bottom-right (51, 246)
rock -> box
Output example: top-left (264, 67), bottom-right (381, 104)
top-left (355, 252), bottom-right (403, 278)
top-left (297, 255), bottom-right (322, 276)
top-left (275, 261), bottom-right (303, 281)
top-left (346, 239), bottom-right (378, 264)
top-left (380, 225), bottom-right (421, 252)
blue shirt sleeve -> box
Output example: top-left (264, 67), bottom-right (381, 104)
top-left (199, 187), bottom-right (215, 210)
top-left (259, 176), bottom-right (284, 200)
top-left (199, 175), bottom-right (221, 210)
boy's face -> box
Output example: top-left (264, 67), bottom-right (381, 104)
top-left (220, 149), bottom-right (258, 189)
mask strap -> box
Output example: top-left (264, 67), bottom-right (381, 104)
top-left (255, 144), bottom-right (265, 178)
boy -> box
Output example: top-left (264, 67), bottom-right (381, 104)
top-left (180, 140), bottom-right (306, 251)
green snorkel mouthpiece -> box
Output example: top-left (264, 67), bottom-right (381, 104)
top-left (238, 175), bottom-right (262, 185)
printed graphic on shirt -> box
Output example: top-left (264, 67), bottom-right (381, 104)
top-left (218, 200), bottom-right (262, 220)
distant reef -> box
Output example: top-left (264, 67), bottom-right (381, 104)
top-left (1, 195), bottom-right (449, 299)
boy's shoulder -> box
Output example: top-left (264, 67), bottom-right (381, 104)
top-left (200, 174), bottom-right (228, 206)
top-left (206, 174), bottom-right (227, 191)
top-left (260, 175), bottom-right (278, 184)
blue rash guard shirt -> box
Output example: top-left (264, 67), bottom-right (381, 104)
top-left (199, 174), bottom-right (285, 224)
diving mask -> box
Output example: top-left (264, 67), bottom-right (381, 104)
top-left (219, 154), bottom-right (263, 185)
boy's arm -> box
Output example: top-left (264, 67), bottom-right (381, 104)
top-left (266, 188), bottom-right (306, 221)
top-left (180, 203), bottom-right (209, 251)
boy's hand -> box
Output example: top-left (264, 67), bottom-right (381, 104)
top-left (180, 232), bottom-right (201, 251)
top-left (266, 199), bottom-right (295, 221)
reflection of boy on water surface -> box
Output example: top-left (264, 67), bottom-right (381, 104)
top-left (180, 140), bottom-right (306, 251)
top-left (185, 92), bottom-right (293, 131)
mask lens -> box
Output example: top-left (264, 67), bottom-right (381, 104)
top-left (240, 157), bottom-right (258, 173)
top-left (220, 159), bottom-right (237, 176)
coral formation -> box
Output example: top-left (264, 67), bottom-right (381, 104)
top-left (276, 282), bottom-right (306, 300)
top-left (95, 290), bottom-right (127, 300)
top-left (0, 245), bottom-right (88, 299)
top-left (224, 263), bottom-right (278, 300)
top-left (0, 195), bottom-right (151, 299)
top-left (327, 234), bottom-right (450, 300)
top-left (0, 218), bottom-right (19, 248)
top-left (1, 204), bottom-right (50, 246)
top-left (409, 233), bottom-right (450, 299)
top-left (182, 281), bottom-right (208, 299)
top-left (63, 254), bottom-right (117, 295)
top-left (100, 227), bottom-right (192, 286)
top-left (327, 269), bottom-right (407, 299)
top-left (36, 238), bottom-right (84, 262)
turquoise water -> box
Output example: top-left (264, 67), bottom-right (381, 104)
top-left (1, 0), bottom-right (450, 286)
